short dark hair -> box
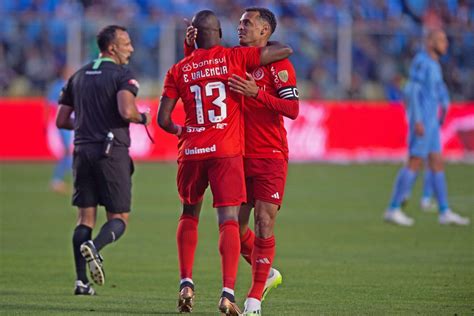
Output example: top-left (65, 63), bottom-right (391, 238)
top-left (245, 7), bottom-right (277, 34)
top-left (97, 25), bottom-right (127, 52)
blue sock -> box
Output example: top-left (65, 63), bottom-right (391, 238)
top-left (422, 169), bottom-right (434, 200)
top-left (389, 167), bottom-right (418, 210)
top-left (432, 171), bottom-right (449, 213)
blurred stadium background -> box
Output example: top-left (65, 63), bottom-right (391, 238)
top-left (1, 1), bottom-right (473, 315)
top-left (1, 0), bottom-right (474, 100)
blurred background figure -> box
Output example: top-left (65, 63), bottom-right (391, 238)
top-left (384, 29), bottom-right (470, 226)
top-left (45, 66), bottom-right (74, 194)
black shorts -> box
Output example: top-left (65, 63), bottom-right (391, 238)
top-left (72, 144), bottom-right (134, 213)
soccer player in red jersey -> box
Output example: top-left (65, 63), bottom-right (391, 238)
top-left (157, 10), bottom-right (292, 315)
top-left (229, 8), bottom-right (299, 315)
top-left (186, 8), bottom-right (300, 315)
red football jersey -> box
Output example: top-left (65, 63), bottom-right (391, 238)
top-left (163, 45), bottom-right (261, 161)
top-left (244, 58), bottom-right (299, 159)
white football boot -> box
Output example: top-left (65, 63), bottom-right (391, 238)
top-left (384, 209), bottom-right (414, 226)
top-left (439, 210), bottom-right (470, 226)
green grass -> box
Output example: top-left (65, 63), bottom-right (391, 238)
top-left (1, 163), bottom-right (473, 315)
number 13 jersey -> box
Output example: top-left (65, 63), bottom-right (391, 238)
top-left (162, 45), bottom-right (261, 161)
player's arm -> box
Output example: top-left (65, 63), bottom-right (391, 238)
top-left (56, 104), bottom-right (74, 130)
top-left (117, 90), bottom-right (151, 125)
top-left (437, 79), bottom-right (450, 125)
top-left (183, 19), bottom-right (197, 57)
top-left (405, 62), bottom-right (424, 136)
top-left (408, 81), bottom-right (424, 136)
top-left (259, 42), bottom-right (293, 66)
top-left (157, 96), bottom-right (182, 136)
top-left (228, 73), bottom-right (299, 119)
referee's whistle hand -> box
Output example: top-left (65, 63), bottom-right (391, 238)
top-left (144, 112), bottom-right (152, 125)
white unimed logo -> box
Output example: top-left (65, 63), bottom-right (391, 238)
top-left (256, 258), bottom-right (271, 264)
top-left (184, 144), bottom-right (216, 155)
top-left (271, 192), bottom-right (280, 199)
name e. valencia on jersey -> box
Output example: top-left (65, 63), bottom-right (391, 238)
top-left (182, 57), bottom-right (229, 83)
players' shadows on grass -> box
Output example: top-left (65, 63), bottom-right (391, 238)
top-left (0, 302), bottom-right (201, 315)
top-left (0, 290), bottom-right (213, 314)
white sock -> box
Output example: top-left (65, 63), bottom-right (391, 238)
top-left (180, 278), bottom-right (194, 286)
top-left (244, 297), bottom-right (261, 312)
top-left (222, 287), bottom-right (234, 296)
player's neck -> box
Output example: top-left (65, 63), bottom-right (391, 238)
top-left (426, 49), bottom-right (440, 62)
top-left (99, 53), bottom-right (119, 64)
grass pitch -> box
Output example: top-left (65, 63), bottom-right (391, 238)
top-left (1, 163), bottom-right (473, 315)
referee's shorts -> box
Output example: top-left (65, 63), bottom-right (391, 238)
top-left (72, 144), bottom-right (134, 213)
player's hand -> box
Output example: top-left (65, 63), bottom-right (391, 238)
top-left (184, 18), bottom-right (197, 47)
top-left (414, 122), bottom-right (424, 136)
top-left (439, 108), bottom-right (447, 126)
top-left (228, 73), bottom-right (259, 98)
top-left (143, 112), bottom-right (152, 126)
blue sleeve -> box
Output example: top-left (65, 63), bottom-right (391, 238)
top-left (437, 80), bottom-right (450, 110)
top-left (410, 82), bottom-right (423, 123)
top-left (405, 56), bottom-right (424, 123)
top-left (437, 79), bottom-right (450, 124)
top-left (47, 81), bottom-right (63, 105)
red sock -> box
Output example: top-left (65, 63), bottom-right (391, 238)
top-left (218, 220), bottom-right (240, 290)
top-left (248, 235), bottom-right (275, 300)
top-left (240, 228), bottom-right (255, 265)
top-left (177, 214), bottom-right (199, 279)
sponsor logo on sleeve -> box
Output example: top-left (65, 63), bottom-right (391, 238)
top-left (128, 79), bottom-right (140, 89)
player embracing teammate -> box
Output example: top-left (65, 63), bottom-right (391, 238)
top-left (181, 7), bottom-right (300, 315)
top-left (158, 9), bottom-right (294, 315)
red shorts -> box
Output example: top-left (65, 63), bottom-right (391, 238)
top-left (177, 156), bottom-right (246, 207)
top-left (244, 158), bottom-right (288, 206)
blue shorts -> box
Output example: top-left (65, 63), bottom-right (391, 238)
top-left (408, 126), bottom-right (441, 158)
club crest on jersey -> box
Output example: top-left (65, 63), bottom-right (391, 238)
top-left (278, 70), bottom-right (289, 83)
top-left (252, 67), bottom-right (264, 80)
top-left (128, 79), bottom-right (140, 89)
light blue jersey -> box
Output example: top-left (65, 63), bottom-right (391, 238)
top-left (403, 51), bottom-right (450, 157)
top-left (47, 78), bottom-right (73, 184)
top-left (404, 51), bottom-right (449, 128)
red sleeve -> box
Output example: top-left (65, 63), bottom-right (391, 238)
top-left (183, 39), bottom-right (195, 57)
top-left (254, 59), bottom-right (299, 119)
top-left (271, 59), bottom-right (298, 99)
top-left (162, 67), bottom-right (179, 99)
top-left (231, 46), bottom-right (261, 71)
top-left (255, 89), bottom-right (299, 120)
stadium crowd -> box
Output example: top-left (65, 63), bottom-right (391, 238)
top-left (1, 0), bottom-right (473, 100)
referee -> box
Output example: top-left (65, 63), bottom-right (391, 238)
top-left (56, 25), bottom-right (151, 295)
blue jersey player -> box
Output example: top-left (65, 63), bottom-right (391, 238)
top-left (47, 68), bottom-right (74, 194)
top-left (384, 29), bottom-right (469, 226)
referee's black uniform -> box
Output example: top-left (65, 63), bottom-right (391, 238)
top-left (59, 57), bottom-right (139, 213)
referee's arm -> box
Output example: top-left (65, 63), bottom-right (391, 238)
top-left (117, 90), bottom-right (151, 125)
top-left (56, 104), bottom-right (74, 130)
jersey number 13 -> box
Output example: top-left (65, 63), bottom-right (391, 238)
top-left (190, 81), bottom-right (227, 124)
